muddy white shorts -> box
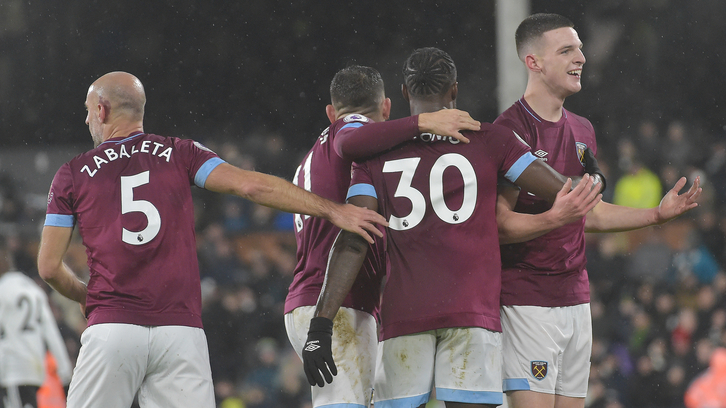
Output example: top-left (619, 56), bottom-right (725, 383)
top-left (285, 306), bottom-right (378, 408)
top-left (500, 304), bottom-right (592, 398)
top-left (66, 323), bottom-right (214, 408)
top-left (374, 327), bottom-right (503, 408)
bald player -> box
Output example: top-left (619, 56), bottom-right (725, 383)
top-left (37, 71), bottom-right (387, 408)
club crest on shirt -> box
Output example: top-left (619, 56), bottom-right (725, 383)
top-left (531, 361), bottom-right (548, 380)
top-left (576, 142), bottom-right (588, 167)
top-left (343, 114), bottom-right (369, 123)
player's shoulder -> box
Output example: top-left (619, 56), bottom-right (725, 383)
top-left (478, 122), bottom-right (524, 142)
top-left (564, 109), bottom-right (595, 133)
top-left (331, 114), bottom-right (371, 132)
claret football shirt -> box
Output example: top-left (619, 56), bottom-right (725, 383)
top-left (348, 123), bottom-right (536, 340)
top-left (45, 132), bottom-right (223, 328)
top-left (495, 98), bottom-right (597, 307)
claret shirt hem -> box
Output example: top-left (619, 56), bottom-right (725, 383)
top-left (87, 309), bottom-right (203, 328)
top-left (380, 313), bottom-right (501, 341)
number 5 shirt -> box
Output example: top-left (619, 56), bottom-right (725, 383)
top-left (347, 123), bottom-right (535, 341)
top-left (44, 132), bottom-right (224, 328)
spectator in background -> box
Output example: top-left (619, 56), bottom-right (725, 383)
top-left (0, 234), bottom-right (72, 408)
top-left (613, 139), bottom-right (663, 210)
top-left (684, 347), bottom-right (726, 408)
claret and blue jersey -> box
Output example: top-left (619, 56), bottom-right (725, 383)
top-left (44, 132), bottom-right (223, 328)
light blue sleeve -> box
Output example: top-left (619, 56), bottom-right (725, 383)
top-left (44, 214), bottom-right (75, 228)
top-left (346, 183), bottom-right (377, 200)
top-left (195, 157), bottom-right (226, 188)
top-left (504, 152), bottom-right (538, 183)
top-left (341, 122), bottom-right (364, 130)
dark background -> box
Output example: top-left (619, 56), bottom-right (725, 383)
top-left (2, 0), bottom-right (724, 163)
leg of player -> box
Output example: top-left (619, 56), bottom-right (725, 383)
top-left (507, 390), bottom-right (556, 408)
top-left (554, 394), bottom-right (586, 408)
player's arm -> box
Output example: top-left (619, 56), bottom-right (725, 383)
top-left (334, 109), bottom-right (480, 161)
top-left (497, 175), bottom-right (601, 244)
top-left (204, 162), bottom-right (386, 244)
top-left (37, 226), bottom-right (87, 306)
top-left (302, 193), bottom-right (378, 388)
top-left (585, 176), bottom-right (701, 232)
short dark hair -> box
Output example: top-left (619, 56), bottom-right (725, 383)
top-left (329, 65), bottom-right (385, 113)
top-left (515, 13), bottom-right (575, 58)
top-left (402, 47), bottom-right (457, 98)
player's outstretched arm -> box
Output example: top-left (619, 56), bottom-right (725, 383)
top-left (497, 175), bottom-right (602, 244)
top-left (334, 109), bottom-right (481, 161)
top-left (585, 176), bottom-right (701, 233)
top-left (37, 226), bottom-right (87, 306)
top-left (302, 194), bottom-right (378, 388)
top-left (204, 163), bottom-right (386, 244)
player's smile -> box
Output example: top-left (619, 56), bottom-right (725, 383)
top-left (567, 68), bottom-right (582, 78)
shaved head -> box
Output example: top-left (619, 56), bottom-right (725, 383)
top-left (85, 72), bottom-right (146, 146)
top-left (88, 71), bottom-right (146, 122)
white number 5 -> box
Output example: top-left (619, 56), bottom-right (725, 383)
top-left (121, 171), bottom-right (161, 245)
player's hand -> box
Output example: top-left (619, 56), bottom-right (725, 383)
top-left (329, 203), bottom-right (386, 244)
top-left (417, 109), bottom-right (480, 144)
top-left (546, 175), bottom-right (602, 227)
top-left (656, 176), bottom-right (702, 224)
top-left (582, 148), bottom-right (606, 192)
top-left (303, 317), bottom-right (337, 387)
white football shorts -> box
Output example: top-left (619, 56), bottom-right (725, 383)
top-left (374, 327), bottom-right (503, 408)
top-left (285, 306), bottom-right (378, 408)
top-left (66, 323), bottom-right (215, 408)
top-left (500, 304), bottom-right (592, 398)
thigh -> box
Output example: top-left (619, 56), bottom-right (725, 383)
top-left (66, 324), bottom-right (148, 408)
top-left (374, 332), bottom-right (436, 408)
top-left (139, 326), bottom-right (215, 408)
top-left (556, 304), bottom-right (591, 398)
top-left (434, 327), bottom-right (503, 406)
top-left (286, 306), bottom-right (378, 408)
top-left (501, 306), bottom-right (566, 395)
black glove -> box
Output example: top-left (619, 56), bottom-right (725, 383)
top-left (302, 316), bottom-right (337, 387)
top-left (583, 148), bottom-right (607, 192)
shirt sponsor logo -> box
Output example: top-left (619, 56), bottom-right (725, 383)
top-left (343, 114), bottom-right (369, 123)
top-left (531, 361), bottom-right (548, 380)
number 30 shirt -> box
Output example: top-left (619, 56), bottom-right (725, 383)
top-left (44, 132), bottom-right (224, 328)
top-left (348, 123), bottom-right (536, 340)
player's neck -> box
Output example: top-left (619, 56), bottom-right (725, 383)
top-left (410, 100), bottom-right (453, 116)
top-left (523, 84), bottom-right (566, 123)
top-left (103, 123), bottom-right (144, 142)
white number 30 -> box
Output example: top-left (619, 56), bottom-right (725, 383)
top-left (121, 171), bottom-right (161, 245)
top-left (383, 153), bottom-right (477, 231)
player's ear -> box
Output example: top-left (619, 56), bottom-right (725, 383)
top-left (450, 83), bottom-right (458, 101)
top-left (525, 53), bottom-right (542, 72)
top-left (381, 98), bottom-right (391, 121)
top-left (325, 104), bottom-right (337, 124)
top-left (401, 84), bottom-right (410, 102)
